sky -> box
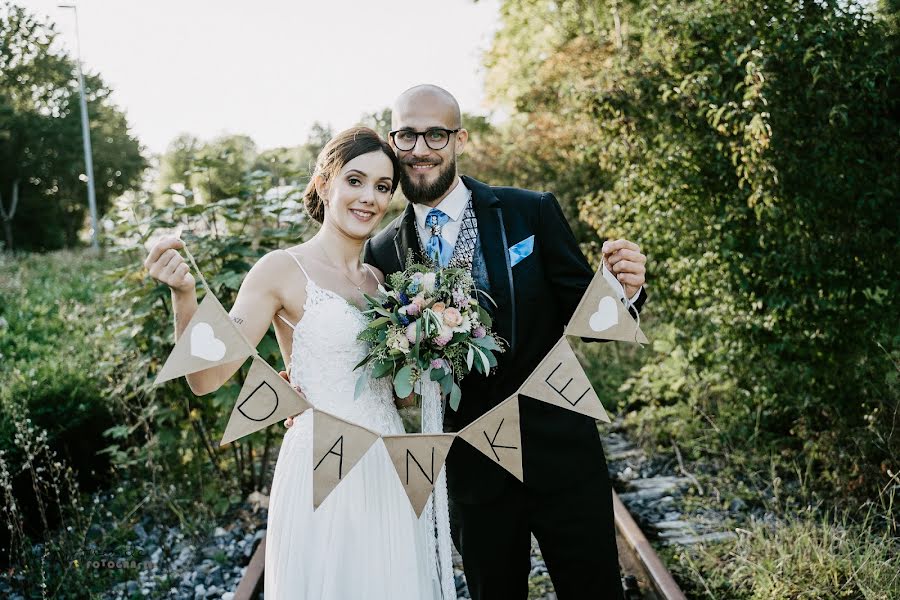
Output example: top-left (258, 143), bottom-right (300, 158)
top-left (18, 0), bottom-right (502, 155)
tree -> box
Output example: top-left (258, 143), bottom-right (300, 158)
top-left (0, 2), bottom-right (146, 251)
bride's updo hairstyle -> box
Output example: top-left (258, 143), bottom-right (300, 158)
top-left (303, 127), bottom-right (401, 223)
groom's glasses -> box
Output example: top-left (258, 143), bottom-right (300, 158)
top-left (389, 128), bottom-right (460, 151)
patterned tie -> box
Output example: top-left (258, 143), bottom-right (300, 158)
top-left (425, 208), bottom-right (452, 268)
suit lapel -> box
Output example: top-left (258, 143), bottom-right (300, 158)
top-left (462, 176), bottom-right (516, 354)
top-left (391, 203), bottom-right (422, 270)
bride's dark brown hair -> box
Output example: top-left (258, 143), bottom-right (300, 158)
top-left (303, 127), bottom-right (401, 223)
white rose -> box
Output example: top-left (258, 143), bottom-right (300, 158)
top-left (387, 331), bottom-right (410, 354)
top-left (423, 272), bottom-right (437, 293)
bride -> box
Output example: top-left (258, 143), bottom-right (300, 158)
top-left (144, 127), bottom-right (442, 599)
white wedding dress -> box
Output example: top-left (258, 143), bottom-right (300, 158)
top-left (264, 252), bottom-right (442, 600)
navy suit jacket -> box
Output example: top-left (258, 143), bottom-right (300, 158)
top-left (364, 175), bottom-right (647, 504)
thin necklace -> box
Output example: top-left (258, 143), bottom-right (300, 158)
top-left (317, 244), bottom-right (367, 291)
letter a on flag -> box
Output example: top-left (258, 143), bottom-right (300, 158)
top-left (518, 337), bottom-right (611, 422)
top-left (312, 410), bottom-right (379, 509)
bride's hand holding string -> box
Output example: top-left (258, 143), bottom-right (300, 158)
top-left (144, 236), bottom-right (195, 295)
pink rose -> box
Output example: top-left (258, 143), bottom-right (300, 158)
top-left (472, 326), bottom-right (486, 339)
top-left (443, 307), bottom-right (463, 328)
top-left (404, 302), bottom-right (421, 317)
top-left (431, 301), bottom-right (446, 313)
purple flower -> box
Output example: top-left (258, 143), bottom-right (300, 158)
top-left (399, 292), bottom-right (410, 305)
top-left (431, 358), bottom-right (445, 370)
top-left (404, 302), bottom-right (421, 317)
top-left (472, 326), bottom-right (486, 339)
top-left (452, 288), bottom-right (467, 308)
top-left (398, 314), bottom-right (410, 326)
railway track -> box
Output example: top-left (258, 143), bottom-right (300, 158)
top-left (231, 490), bottom-right (686, 600)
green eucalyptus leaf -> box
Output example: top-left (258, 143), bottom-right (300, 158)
top-left (449, 383), bottom-right (462, 411)
top-left (393, 365), bottom-right (414, 398)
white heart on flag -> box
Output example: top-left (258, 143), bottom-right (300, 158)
top-left (190, 322), bottom-right (227, 361)
top-left (589, 296), bottom-right (619, 332)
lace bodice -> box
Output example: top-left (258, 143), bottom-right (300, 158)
top-left (280, 254), bottom-right (400, 439)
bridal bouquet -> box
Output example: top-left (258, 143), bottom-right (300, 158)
top-left (354, 262), bottom-right (505, 410)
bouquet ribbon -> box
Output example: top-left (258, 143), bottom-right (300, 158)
top-left (421, 378), bottom-right (456, 599)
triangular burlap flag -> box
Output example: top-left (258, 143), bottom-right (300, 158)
top-left (518, 336), bottom-right (611, 422)
top-left (154, 292), bottom-right (256, 385)
top-left (382, 434), bottom-right (455, 517)
top-left (564, 268), bottom-right (648, 344)
top-left (312, 410), bottom-right (379, 509)
top-left (458, 396), bottom-right (523, 482)
top-left (219, 355), bottom-right (311, 445)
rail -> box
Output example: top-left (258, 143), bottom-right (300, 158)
top-left (233, 491), bottom-right (686, 599)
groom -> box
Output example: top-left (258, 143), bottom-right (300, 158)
top-left (364, 85), bottom-right (648, 599)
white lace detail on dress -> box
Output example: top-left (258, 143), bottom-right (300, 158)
top-left (287, 278), bottom-right (401, 448)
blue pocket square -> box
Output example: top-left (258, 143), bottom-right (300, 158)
top-left (508, 235), bottom-right (535, 267)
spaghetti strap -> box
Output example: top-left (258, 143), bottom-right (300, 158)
top-left (282, 249), bottom-right (313, 282)
top-left (276, 312), bottom-right (295, 330)
top-left (363, 264), bottom-right (379, 284)
top-left (276, 249), bottom-right (312, 330)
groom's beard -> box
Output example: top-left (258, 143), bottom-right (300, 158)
top-left (399, 155), bottom-right (457, 205)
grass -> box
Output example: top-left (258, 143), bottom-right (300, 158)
top-left (622, 397), bottom-right (900, 599)
top-left (660, 498), bottom-right (899, 599)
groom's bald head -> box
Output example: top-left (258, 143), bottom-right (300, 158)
top-left (392, 84), bottom-right (462, 129)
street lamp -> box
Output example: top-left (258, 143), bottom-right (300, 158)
top-left (58, 3), bottom-right (99, 251)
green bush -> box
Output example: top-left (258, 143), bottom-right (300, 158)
top-left (480, 0), bottom-right (900, 503)
top-left (0, 251), bottom-right (120, 474)
top-left (0, 250), bottom-right (128, 592)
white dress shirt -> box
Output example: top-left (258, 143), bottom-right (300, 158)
top-left (412, 176), bottom-right (471, 249)
top-left (414, 176), bottom-right (643, 304)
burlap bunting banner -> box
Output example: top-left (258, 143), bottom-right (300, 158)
top-left (457, 396), bottom-right (523, 482)
top-left (219, 355), bottom-right (312, 445)
top-left (312, 410), bottom-right (380, 509)
top-left (151, 248), bottom-right (651, 511)
top-left (382, 434), bottom-right (456, 517)
top-left (565, 267), bottom-right (648, 344)
top-left (154, 292), bottom-right (256, 385)
top-left (518, 336), bottom-right (611, 423)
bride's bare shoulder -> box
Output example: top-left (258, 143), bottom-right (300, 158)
top-left (255, 246), bottom-right (308, 270)
top-left (243, 247), bottom-right (310, 289)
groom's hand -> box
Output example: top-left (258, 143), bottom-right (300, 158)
top-left (602, 239), bottom-right (646, 299)
top-left (279, 370), bottom-right (303, 428)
